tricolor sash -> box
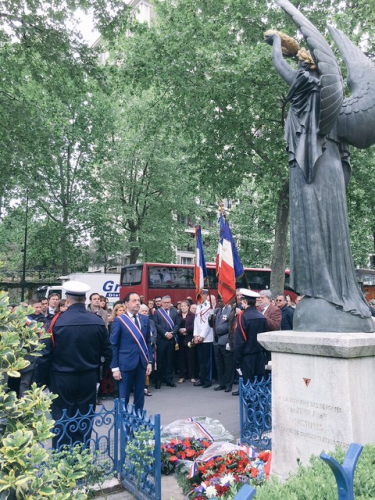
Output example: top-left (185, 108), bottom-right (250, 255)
top-left (185, 417), bottom-right (214, 441)
top-left (118, 314), bottom-right (149, 364)
top-left (158, 308), bottom-right (174, 330)
top-left (46, 312), bottom-right (62, 349)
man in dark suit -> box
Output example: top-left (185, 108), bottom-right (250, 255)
top-left (276, 294), bottom-right (294, 330)
top-left (153, 295), bottom-right (178, 388)
top-left (110, 292), bottom-right (153, 412)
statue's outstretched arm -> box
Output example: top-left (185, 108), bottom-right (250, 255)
top-left (275, 0), bottom-right (343, 136)
top-left (265, 33), bottom-right (296, 87)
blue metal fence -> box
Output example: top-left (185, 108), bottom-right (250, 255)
top-left (239, 376), bottom-right (272, 450)
top-left (52, 403), bottom-right (117, 473)
top-left (52, 391), bottom-right (362, 500)
top-left (52, 399), bottom-right (161, 500)
top-left (119, 401), bottom-right (161, 500)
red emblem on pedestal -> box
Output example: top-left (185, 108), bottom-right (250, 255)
top-left (303, 378), bottom-right (311, 387)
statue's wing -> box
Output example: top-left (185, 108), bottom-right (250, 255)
top-left (276, 0), bottom-right (343, 136)
top-left (328, 26), bottom-right (375, 149)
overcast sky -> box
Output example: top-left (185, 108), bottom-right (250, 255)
top-left (75, 9), bottom-right (100, 45)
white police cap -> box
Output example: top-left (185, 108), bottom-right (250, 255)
top-left (239, 288), bottom-right (260, 299)
top-left (62, 280), bottom-right (91, 297)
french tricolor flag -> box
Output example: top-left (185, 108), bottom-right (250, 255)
top-left (194, 225), bottom-right (208, 303)
top-left (216, 214), bottom-right (244, 304)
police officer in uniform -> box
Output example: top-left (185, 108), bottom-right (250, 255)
top-left (35, 281), bottom-right (112, 448)
top-left (233, 289), bottom-right (268, 395)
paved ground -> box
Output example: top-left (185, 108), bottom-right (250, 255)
top-left (95, 376), bottom-right (242, 499)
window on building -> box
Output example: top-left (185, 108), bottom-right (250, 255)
top-left (181, 257), bottom-right (193, 265)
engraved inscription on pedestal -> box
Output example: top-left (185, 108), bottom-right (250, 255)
top-left (258, 330), bottom-right (375, 478)
top-left (274, 395), bottom-right (349, 449)
top-left (270, 352), bottom-right (355, 476)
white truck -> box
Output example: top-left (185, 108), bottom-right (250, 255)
top-left (37, 272), bottom-right (121, 306)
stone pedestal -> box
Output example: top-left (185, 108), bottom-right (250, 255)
top-left (257, 331), bottom-right (375, 478)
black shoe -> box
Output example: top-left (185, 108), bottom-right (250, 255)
top-left (225, 387), bottom-right (232, 393)
top-left (194, 381), bottom-right (203, 387)
top-left (202, 383), bottom-right (212, 388)
top-left (232, 390), bottom-right (239, 396)
top-left (214, 385), bottom-right (225, 391)
top-left (96, 399), bottom-right (103, 405)
top-left (155, 382), bottom-right (161, 389)
top-left (166, 382), bottom-right (176, 387)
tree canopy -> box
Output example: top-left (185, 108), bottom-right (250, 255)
top-left (0, 0), bottom-right (374, 294)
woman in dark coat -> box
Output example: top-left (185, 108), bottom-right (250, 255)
top-left (174, 300), bottom-right (196, 383)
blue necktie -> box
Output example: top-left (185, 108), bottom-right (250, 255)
top-left (133, 314), bottom-right (140, 329)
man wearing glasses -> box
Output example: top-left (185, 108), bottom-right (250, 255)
top-left (276, 294), bottom-right (294, 330)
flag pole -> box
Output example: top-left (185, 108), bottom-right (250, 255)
top-left (206, 277), bottom-right (213, 309)
top-left (194, 225), bottom-right (210, 304)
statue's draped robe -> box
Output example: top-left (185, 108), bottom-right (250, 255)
top-left (286, 69), bottom-right (370, 319)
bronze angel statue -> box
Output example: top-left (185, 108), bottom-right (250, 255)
top-left (265, 0), bottom-right (375, 332)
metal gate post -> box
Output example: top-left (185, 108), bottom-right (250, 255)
top-left (114, 398), bottom-right (122, 474)
top-left (239, 377), bottom-right (244, 442)
top-left (153, 414), bottom-right (162, 500)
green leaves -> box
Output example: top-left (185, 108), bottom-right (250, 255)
top-left (0, 291), bottom-right (110, 498)
top-left (254, 445), bottom-right (375, 499)
top-left (1, 0), bottom-right (374, 278)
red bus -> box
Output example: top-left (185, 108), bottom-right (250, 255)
top-left (356, 268), bottom-right (375, 302)
top-left (119, 263), bottom-right (296, 303)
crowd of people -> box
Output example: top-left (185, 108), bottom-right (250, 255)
top-left (10, 284), bottom-right (375, 447)
top-left (11, 287), bottom-right (300, 399)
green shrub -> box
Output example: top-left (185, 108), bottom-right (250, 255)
top-left (0, 291), bottom-right (108, 499)
top-left (255, 445), bottom-right (375, 500)
top-left (123, 427), bottom-right (155, 486)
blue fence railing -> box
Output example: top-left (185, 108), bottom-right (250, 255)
top-left (51, 387), bottom-right (362, 500)
top-left (239, 376), bottom-right (272, 450)
top-left (119, 402), bottom-right (161, 500)
top-left (52, 403), bottom-right (117, 473)
top-left (51, 399), bottom-right (161, 500)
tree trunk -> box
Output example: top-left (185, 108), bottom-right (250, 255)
top-left (61, 210), bottom-right (69, 275)
top-left (129, 231), bottom-right (141, 264)
top-left (270, 180), bottom-right (289, 296)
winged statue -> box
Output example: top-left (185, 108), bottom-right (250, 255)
top-left (265, 0), bottom-right (375, 332)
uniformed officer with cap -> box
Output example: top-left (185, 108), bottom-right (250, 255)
top-left (233, 289), bottom-right (268, 395)
top-left (35, 280), bottom-right (112, 448)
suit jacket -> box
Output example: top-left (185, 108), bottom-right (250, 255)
top-left (263, 303), bottom-right (282, 331)
top-left (110, 313), bottom-right (152, 372)
top-left (280, 305), bottom-right (294, 330)
top-left (154, 307), bottom-right (178, 343)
